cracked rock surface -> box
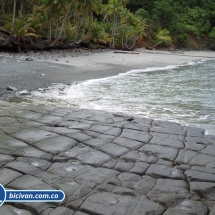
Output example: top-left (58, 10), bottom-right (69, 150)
top-left (0, 101), bottom-right (215, 215)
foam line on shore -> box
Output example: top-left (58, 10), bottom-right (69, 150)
top-left (29, 58), bottom-right (206, 99)
top-left (66, 59), bottom-right (205, 87)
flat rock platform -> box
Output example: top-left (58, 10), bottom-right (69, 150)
top-left (0, 101), bottom-right (215, 215)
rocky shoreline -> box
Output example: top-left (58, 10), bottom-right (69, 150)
top-left (0, 101), bottom-right (215, 214)
top-left (1, 50), bottom-right (215, 214)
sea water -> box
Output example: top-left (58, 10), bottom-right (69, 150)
top-left (30, 60), bottom-right (215, 134)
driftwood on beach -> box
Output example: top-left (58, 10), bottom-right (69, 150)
top-left (114, 50), bottom-right (139, 54)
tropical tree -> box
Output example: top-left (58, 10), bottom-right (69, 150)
top-left (50, 0), bottom-right (73, 46)
top-left (119, 10), bottom-right (147, 49)
top-left (28, 10), bottom-right (49, 36)
top-left (4, 17), bottom-right (38, 51)
top-left (73, 0), bottom-right (102, 44)
top-left (153, 29), bottom-right (172, 48)
top-left (38, 0), bottom-right (56, 43)
top-left (1, 0), bottom-right (215, 50)
top-left (83, 19), bottom-right (110, 45)
top-left (103, 0), bottom-right (128, 48)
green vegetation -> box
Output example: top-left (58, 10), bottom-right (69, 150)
top-left (0, 0), bottom-right (215, 51)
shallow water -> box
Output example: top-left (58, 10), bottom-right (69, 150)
top-left (30, 60), bottom-right (215, 134)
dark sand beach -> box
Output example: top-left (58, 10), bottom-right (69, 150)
top-left (1, 48), bottom-right (215, 101)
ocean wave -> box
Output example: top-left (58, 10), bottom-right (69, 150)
top-left (27, 59), bottom-right (215, 134)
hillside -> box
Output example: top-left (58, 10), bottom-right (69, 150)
top-left (0, 0), bottom-right (215, 52)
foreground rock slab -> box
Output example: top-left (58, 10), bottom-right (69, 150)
top-left (0, 101), bottom-right (215, 214)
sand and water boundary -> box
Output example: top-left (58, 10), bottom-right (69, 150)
top-left (1, 48), bottom-right (215, 101)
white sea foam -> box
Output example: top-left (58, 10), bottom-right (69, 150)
top-left (71, 59), bottom-right (201, 87)
top-left (185, 61), bottom-right (197, 66)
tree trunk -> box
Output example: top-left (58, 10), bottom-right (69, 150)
top-left (127, 37), bottom-right (137, 50)
top-left (54, 22), bottom-right (58, 39)
top-left (17, 38), bottom-right (21, 52)
top-left (48, 8), bottom-right (52, 43)
top-left (152, 41), bottom-right (162, 48)
top-left (72, 11), bottom-right (79, 44)
top-left (145, 41), bottom-right (162, 50)
top-left (76, 10), bottom-right (88, 44)
top-left (1, 0), bottom-right (5, 14)
top-left (11, 0), bottom-right (16, 34)
top-left (121, 31), bottom-right (124, 49)
top-left (37, 0), bottom-right (42, 7)
top-left (22, 38), bottom-right (29, 51)
top-left (111, 14), bottom-right (118, 48)
top-left (19, 0), bottom-right (23, 19)
top-left (50, 2), bottom-right (72, 47)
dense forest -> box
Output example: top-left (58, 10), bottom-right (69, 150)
top-left (0, 0), bottom-right (215, 51)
